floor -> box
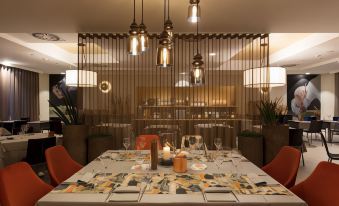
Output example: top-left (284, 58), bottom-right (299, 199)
top-left (296, 132), bottom-right (339, 183)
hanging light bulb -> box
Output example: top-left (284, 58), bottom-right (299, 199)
top-left (190, 0), bottom-right (204, 85)
top-left (138, 0), bottom-right (149, 52)
top-left (127, 0), bottom-right (141, 55)
top-left (190, 53), bottom-right (205, 85)
top-left (156, 30), bottom-right (173, 67)
top-left (188, 0), bottom-right (201, 23)
top-left (156, 0), bottom-right (173, 68)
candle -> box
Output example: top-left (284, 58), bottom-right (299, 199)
top-left (163, 146), bottom-right (171, 160)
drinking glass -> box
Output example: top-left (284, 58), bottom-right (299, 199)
top-left (231, 149), bottom-right (242, 173)
top-left (123, 137), bottom-right (130, 150)
top-left (99, 156), bottom-right (110, 177)
top-left (214, 153), bottom-right (224, 169)
top-left (196, 137), bottom-right (203, 153)
top-left (214, 138), bottom-right (222, 151)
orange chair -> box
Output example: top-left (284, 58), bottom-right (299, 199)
top-left (0, 162), bottom-right (53, 206)
top-left (262, 146), bottom-right (301, 188)
top-left (291, 161), bottom-right (339, 206)
top-left (45, 145), bottom-right (83, 186)
top-left (135, 135), bottom-right (161, 150)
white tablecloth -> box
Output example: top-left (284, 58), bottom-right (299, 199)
top-left (37, 150), bottom-right (306, 206)
top-left (0, 133), bottom-right (62, 168)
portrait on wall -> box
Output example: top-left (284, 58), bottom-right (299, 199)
top-left (287, 74), bottom-right (321, 116)
top-left (49, 74), bottom-right (77, 117)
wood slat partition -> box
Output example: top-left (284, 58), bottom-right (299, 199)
top-left (78, 33), bottom-right (269, 149)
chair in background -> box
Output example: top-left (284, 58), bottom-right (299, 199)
top-left (289, 128), bottom-right (305, 166)
top-left (333, 116), bottom-right (339, 121)
top-left (181, 135), bottom-right (203, 149)
top-left (135, 135), bottom-right (161, 150)
top-left (320, 132), bottom-right (339, 162)
top-left (0, 162), bottom-right (53, 206)
top-left (45, 145), bottom-right (83, 186)
top-left (49, 119), bottom-right (62, 134)
top-left (304, 120), bottom-right (323, 145)
top-left (262, 146), bottom-right (301, 189)
top-left (291, 161), bottom-right (339, 206)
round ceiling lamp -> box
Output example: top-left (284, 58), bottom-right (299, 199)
top-left (190, 0), bottom-right (205, 86)
top-left (187, 0), bottom-right (201, 23)
top-left (127, 0), bottom-right (141, 55)
top-left (138, 0), bottom-right (149, 52)
top-left (65, 70), bottom-right (97, 87)
top-left (99, 81), bottom-right (112, 93)
top-left (243, 67), bottom-right (287, 89)
top-left (32, 33), bottom-right (60, 41)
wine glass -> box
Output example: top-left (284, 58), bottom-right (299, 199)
top-left (99, 156), bottom-right (110, 177)
top-left (196, 137), bottom-right (203, 153)
top-left (123, 137), bottom-right (130, 151)
top-left (214, 138), bottom-right (222, 151)
top-left (231, 149), bottom-right (242, 173)
top-left (214, 153), bottom-right (224, 169)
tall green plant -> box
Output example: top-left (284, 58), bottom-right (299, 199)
top-left (49, 88), bottom-right (79, 125)
top-left (257, 97), bottom-right (282, 126)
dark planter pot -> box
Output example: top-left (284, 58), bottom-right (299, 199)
top-left (63, 125), bottom-right (89, 165)
top-left (238, 135), bottom-right (263, 167)
top-left (87, 135), bottom-right (113, 162)
top-left (262, 125), bottom-right (289, 164)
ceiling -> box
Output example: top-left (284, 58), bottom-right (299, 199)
top-left (1, 33), bottom-right (339, 74)
top-left (1, 0), bottom-right (339, 33)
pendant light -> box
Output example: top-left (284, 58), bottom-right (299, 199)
top-left (138, 0), bottom-right (149, 52)
top-left (190, 0), bottom-right (205, 86)
top-left (127, 0), bottom-right (141, 55)
top-left (187, 0), bottom-right (201, 23)
top-left (156, 0), bottom-right (173, 68)
top-left (164, 0), bottom-right (174, 40)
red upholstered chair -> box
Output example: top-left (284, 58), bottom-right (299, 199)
top-left (45, 145), bottom-right (83, 186)
top-left (291, 161), bottom-right (339, 206)
top-left (135, 135), bottom-right (161, 150)
top-left (0, 162), bottom-right (53, 206)
top-left (262, 146), bottom-right (301, 188)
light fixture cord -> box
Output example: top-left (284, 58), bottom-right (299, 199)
top-left (141, 0), bottom-right (144, 23)
top-left (196, 1), bottom-right (199, 53)
top-left (133, 0), bottom-right (136, 22)
top-left (167, 0), bottom-right (170, 20)
top-left (164, 0), bottom-right (166, 24)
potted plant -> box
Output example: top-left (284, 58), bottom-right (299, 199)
top-left (257, 97), bottom-right (289, 164)
top-left (238, 130), bottom-right (263, 167)
top-left (49, 88), bottom-right (88, 165)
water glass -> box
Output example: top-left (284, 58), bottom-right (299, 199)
top-left (214, 138), bottom-right (222, 151)
top-left (123, 137), bottom-right (130, 150)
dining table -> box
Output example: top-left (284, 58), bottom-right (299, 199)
top-left (37, 150), bottom-right (306, 206)
top-left (0, 133), bottom-right (62, 168)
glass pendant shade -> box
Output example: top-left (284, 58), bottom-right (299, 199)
top-left (156, 31), bottom-right (173, 67)
top-left (187, 0), bottom-right (201, 23)
top-left (138, 23), bottom-right (149, 52)
top-left (127, 22), bottom-right (141, 55)
top-left (190, 53), bottom-right (205, 85)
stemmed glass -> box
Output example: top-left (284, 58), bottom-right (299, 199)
top-left (99, 155), bottom-right (110, 177)
top-left (231, 149), bottom-right (242, 174)
top-left (214, 138), bottom-right (222, 151)
top-left (214, 153), bottom-right (224, 169)
top-left (196, 137), bottom-right (203, 154)
top-left (123, 137), bottom-right (130, 151)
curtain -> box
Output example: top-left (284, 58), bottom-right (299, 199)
top-left (335, 73), bottom-right (339, 116)
top-left (0, 65), bottom-right (39, 121)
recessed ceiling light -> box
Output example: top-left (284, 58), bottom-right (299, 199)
top-left (209, 53), bottom-right (216, 56)
top-left (305, 72), bottom-right (310, 75)
top-left (32, 33), bottom-right (60, 41)
top-left (60, 72), bottom-right (65, 74)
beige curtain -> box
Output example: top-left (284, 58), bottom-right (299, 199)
top-left (0, 65), bottom-right (39, 120)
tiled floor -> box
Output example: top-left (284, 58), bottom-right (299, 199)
top-left (296, 132), bottom-right (339, 183)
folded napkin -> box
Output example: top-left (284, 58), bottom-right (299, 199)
top-left (108, 193), bottom-right (139, 202)
top-left (114, 186), bottom-right (140, 193)
top-left (205, 193), bottom-right (237, 202)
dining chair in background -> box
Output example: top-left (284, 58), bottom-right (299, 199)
top-left (291, 161), bottom-right (339, 206)
top-left (262, 146), bottom-right (301, 189)
top-left (45, 145), bottom-right (83, 186)
top-left (320, 132), bottom-right (339, 162)
top-left (289, 128), bottom-right (305, 166)
top-left (135, 135), bottom-right (161, 150)
top-left (304, 120), bottom-right (323, 145)
top-left (0, 162), bottom-right (53, 206)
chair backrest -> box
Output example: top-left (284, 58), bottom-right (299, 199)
top-left (333, 116), bottom-right (339, 121)
top-left (289, 128), bottom-right (304, 147)
top-left (49, 120), bottom-right (62, 134)
top-left (26, 137), bottom-right (56, 165)
top-left (262, 146), bottom-right (301, 188)
top-left (291, 161), bottom-right (339, 206)
top-left (308, 120), bottom-right (323, 133)
top-left (135, 135), bottom-right (161, 150)
top-left (0, 162), bottom-right (53, 206)
top-left (45, 145), bottom-right (82, 186)
top-left (181, 135), bottom-right (203, 148)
